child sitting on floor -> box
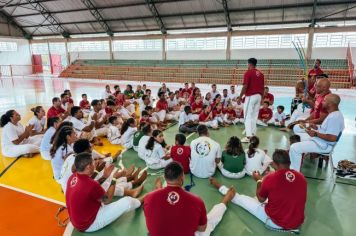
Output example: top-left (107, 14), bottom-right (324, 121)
top-left (271, 105), bottom-right (287, 127)
top-left (244, 136), bottom-right (272, 176)
top-left (107, 116), bottom-right (121, 145)
top-left (79, 94), bottom-right (90, 110)
top-left (223, 102), bottom-right (240, 125)
top-left (257, 101), bottom-right (273, 127)
top-left (217, 136), bottom-right (246, 179)
top-left (170, 133), bottom-right (191, 174)
top-left (120, 118), bottom-right (137, 149)
top-left (199, 105), bottom-right (219, 129)
top-left (144, 129), bottom-right (172, 170)
top-left (133, 123), bottom-right (146, 152)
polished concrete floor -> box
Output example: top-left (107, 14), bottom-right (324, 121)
top-left (0, 76), bottom-right (355, 236)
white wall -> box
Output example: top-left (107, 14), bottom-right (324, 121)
top-left (69, 51), bottom-right (110, 62)
top-left (114, 51), bottom-right (162, 60)
top-left (231, 48), bottom-right (300, 60)
top-left (167, 50), bottom-right (226, 60)
top-left (311, 48), bottom-right (347, 59)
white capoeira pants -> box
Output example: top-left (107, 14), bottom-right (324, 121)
top-left (289, 138), bottom-right (333, 172)
top-left (146, 158), bottom-right (173, 170)
top-left (199, 119), bottom-right (218, 128)
top-left (218, 185), bottom-right (282, 229)
top-left (194, 203), bottom-right (227, 236)
top-left (217, 162), bottom-right (246, 179)
top-left (95, 127), bottom-right (108, 137)
top-left (285, 103), bottom-right (311, 127)
top-left (244, 94), bottom-right (262, 137)
top-left (156, 110), bottom-right (176, 122)
top-left (292, 125), bottom-right (312, 141)
top-left (85, 196), bottom-right (141, 232)
top-left (2, 135), bottom-right (42, 158)
top-left (125, 104), bottom-right (136, 114)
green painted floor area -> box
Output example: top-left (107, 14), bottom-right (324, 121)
top-left (72, 124), bottom-right (356, 236)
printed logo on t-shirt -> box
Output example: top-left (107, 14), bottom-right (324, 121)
top-left (134, 133), bottom-right (140, 138)
top-left (285, 171), bottom-right (296, 183)
top-left (177, 147), bottom-right (184, 155)
top-left (167, 191), bottom-right (180, 205)
top-left (195, 141), bottom-right (211, 157)
top-left (256, 70), bottom-right (261, 77)
top-left (70, 177), bottom-right (78, 187)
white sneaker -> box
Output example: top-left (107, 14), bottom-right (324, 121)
top-left (241, 137), bottom-right (250, 143)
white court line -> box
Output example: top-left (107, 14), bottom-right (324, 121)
top-left (0, 183), bottom-right (65, 206)
top-left (63, 222), bottom-right (74, 236)
top-left (185, 132), bottom-right (196, 140)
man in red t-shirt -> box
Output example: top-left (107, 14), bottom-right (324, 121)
top-left (238, 58), bottom-right (265, 143)
top-left (308, 59), bottom-right (324, 78)
top-left (171, 134), bottom-right (191, 173)
top-left (181, 82), bottom-right (192, 97)
top-left (155, 92), bottom-right (170, 122)
top-left (210, 149), bottom-right (306, 232)
top-left (66, 152), bottom-right (142, 232)
top-left (47, 97), bottom-right (70, 120)
top-left (144, 161), bottom-right (236, 236)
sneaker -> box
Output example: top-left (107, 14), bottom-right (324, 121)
top-left (241, 137), bottom-right (250, 143)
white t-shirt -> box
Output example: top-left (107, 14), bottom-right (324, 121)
top-left (1, 122), bottom-right (26, 150)
top-left (118, 107), bottom-right (131, 119)
top-left (102, 90), bottom-right (112, 99)
top-left (138, 135), bottom-right (150, 160)
top-left (244, 148), bottom-right (271, 175)
top-left (51, 144), bottom-right (73, 181)
top-left (190, 136), bottom-right (222, 178)
top-left (70, 117), bottom-right (87, 136)
top-left (229, 92), bottom-right (238, 101)
top-left (139, 100), bottom-right (148, 114)
top-left (221, 95), bottom-right (230, 107)
top-left (312, 110), bottom-right (345, 148)
top-left (88, 109), bottom-right (106, 124)
top-left (121, 126), bottom-right (137, 146)
top-left (168, 98), bottom-right (179, 108)
top-left (144, 142), bottom-right (165, 166)
top-left (273, 112), bottom-right (286, 122)
top-left (210, 91), bottom-right (220, 100)
top-left (40, 126), bottom-right (56, 153)
top-left (28, 116), bottom-right (46, 133)
top-left (107, 124), bottom-right (121, 144)
top-left (178, 112), bottom-right (197, 126)
top-left (58, 154), bottom-right (75, 193)
top-left (203, 98), bottom-right (211, 106)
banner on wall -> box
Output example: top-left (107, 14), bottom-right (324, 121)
top-left (32, 54), bottom-right (43, 73)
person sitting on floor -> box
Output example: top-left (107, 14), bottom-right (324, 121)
top-left (216, 136), bottom-right (246, 179)
top-left (262, 86), bottom-right (274, 108)
top-left (209, 149), bottom-right (307, 233)
top-left (88, 99), bottom-right (109, 137)
top-left (137, 124), bottom-right (152, 160)
top-left (190, 125), bottom-right (222, 178)
top-left (170, 134), bottom-right (191, 174)
top-left (257, 101), bottom-right (273, 127)
top-left (132, 123), bottom-right (147, 152)
top-left (40, 117), bottom-right (61, 160)
top-left (223, 102), bottom-right (241, 125)
top-left (134, 85), bottom-right (145, 100)
top-left (271, 105), bottom-right (286, 127)
top-left (47, 97), bottom-right (71, 120)
top-left (179, 106), bottom-right (199, 134)
top-left (167, 92), bottom-right (181, 121)
top-left (107, 116), bottom-right (121, 145)
top-left (50, 126), bottom-right (77, 181)
top-left (65, 152), bottom-right (144, 232)
top-left (144, 129), bottom-right (172, 169)
top-left (1, 110), bottom-right (41, 158)
top-left (143, 161), bottom-right (236, 236)
top-left (79, 94), bottom-right (91, 110)
top-left (289, 94), bottom-right (345, 172)
top-left (191, 95), bottom-right (204, 115)
top-left (28, 106), bottom-right (46, 136)
top-left (244, 136), bottom-right (272, 176)
top-left (120, 118), bottom-right (137, 149)
top-left (199, 105), bottom-right (219, 129)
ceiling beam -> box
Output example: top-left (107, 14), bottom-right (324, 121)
top-left (80, 0), bottom-right (113, 36)
top-left (0, 9), bottom-right (31, 38)
top-left (24, 0), bottom-right (70, 37)
top-left (221, 0), bottom-right (232, 31)
top-left (145, 0), bottom-right (166, 34)
top-left (310, 0), bottom-right (318, 27)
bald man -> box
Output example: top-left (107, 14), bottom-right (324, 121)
top-left (289, 94), bottom-right (345, 171)
top-left (293, 78), bottom-right (331, 139)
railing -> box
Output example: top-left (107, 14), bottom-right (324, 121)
top-left (0, 65), bottom-right (65, 77)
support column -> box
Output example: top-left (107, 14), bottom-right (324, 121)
top-left (162, 35), bottom-right (167, 60)
top-left (306, 27), bottom-right (314, 60)
top-left (109, 37), bottom-right (114, 60)
top-left (226, 31), bottom-right (232, 60)
top-left (64, 39), bottom-right (70, 65)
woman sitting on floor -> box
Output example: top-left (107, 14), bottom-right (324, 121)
top-left (28, 106), bottom-right (46, 136)
top-left (120, 118), bottom-right (137, 149)
top-left (40, 117), bottom-right (61, 160)
top-left (1, 110), bottom-right (42, 158)
top-left (244, 136), bottom-right (273, 176)
top-left (144, 129), bottom-right (172, 169)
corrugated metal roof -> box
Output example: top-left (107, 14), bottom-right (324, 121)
top-left (1, 0), bottom-right (356, 37)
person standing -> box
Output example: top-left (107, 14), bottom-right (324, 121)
top-left (238, 58), bottom-right (265, 143)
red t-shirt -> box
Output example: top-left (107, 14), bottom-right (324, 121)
top-left (308, 68), bottom-right (324, 77)
top-left (116, 94), bottom-right (125, 106)
top-left (105, 107), bottom-right (113, 116)
top-left (258, 108), bottom-right (273, 120)
top-left (199, 112), bottom-right (209, 122)
top-left (310, 91), bottom-right (330, 119)
top-left (259, 169), bottom-right (307, 229)
top-left (140, 117), bottom-right (149, 124)
top-left (68, 97), bottom-right (74, 104)
top-left (181, 88), bottom-right (192, 96)
top-left (243, 68), bottom-right (265, 96)
top-left (225, 109), bottom-right (236, 118)
top-left (66, 173), bottom-right (105, 231)
top-left (263, 93), bottom-right (274, 104)
top-left (236, 109), bottom-right (244, 118)
top-left (191, 102), bottom-right (203, 112)
top-left (213, 109), bottom-right (222, 118)
top-left (144, 186), bottom-right (207, 236)
top-left (156, 100), bottom-right (168, 111)
top-left (170, 145), bottom-right (191, 174)
top-left (79, 100), bottom-right (89, 109)
top-left (47, 106), bottom-right (65, 118)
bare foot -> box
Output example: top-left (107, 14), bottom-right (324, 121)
top-left (154, 177), bottom-right (163, 190)
top-left (209, 177), bottom-right (221, 189)
top-left (125, 185), bottom-right (144, 198)
top-left (130, 167), bottom-right (141, 182)
top-left (222, 187), bottom-right (236, 205)
top-left (132, 170), bottom-right (147, 186)
top-left (125, 165), bottom-right (135, 177)
top-left (112, 150), bottom-right (122, 162)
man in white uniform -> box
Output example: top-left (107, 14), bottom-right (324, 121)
top-left (88, 100), bottom-right (109, 137)
top-left (190, 125), bottom-right (222, 178)
top-left (179, 106), bottom-right (199, 133)
top-left (289, 94), bottom-right (345, 171)
top-left (210, 84), bottom-right (220, 101)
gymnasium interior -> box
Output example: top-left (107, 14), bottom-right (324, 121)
top-left (0, 0), bottom-right (356, 236)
